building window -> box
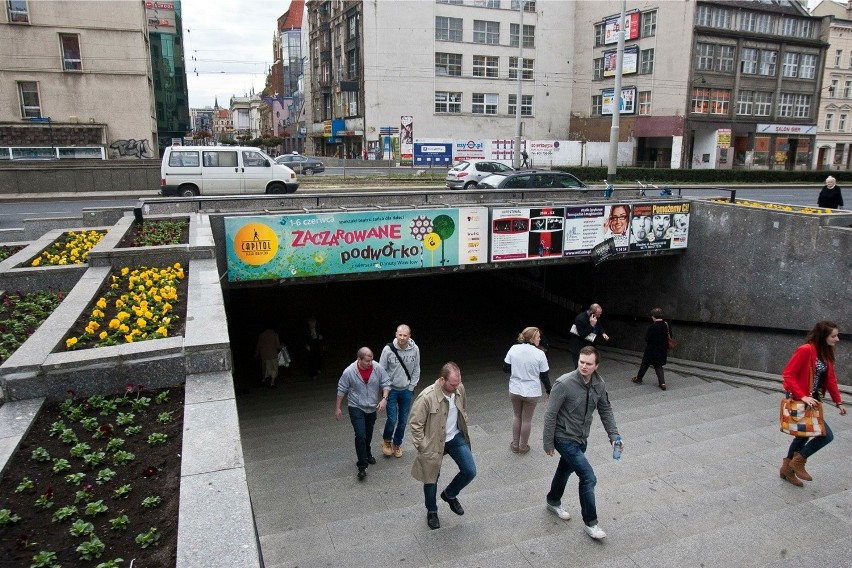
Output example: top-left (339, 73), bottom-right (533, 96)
top-left (347, 14), bottom-right (358, 39)
top-left (696, 5), bottom-right (711, 26)
top-left (691, 87), bottom-right (710, 114)
top-left (347, 91), bottom-right (358, 116)
top-left (638, 91), bottom-right (651, 115)
top-left (777, 93), bottom-right (793, 117)
top-left (478, 0), bottom-right (500, 7)
top-left (712, 7), bottom-right (731, 28)
top-left (472, 92), bottom-right (498, 115)
top-left (593, 57), bottom-right (604, 80)
top-left (836, 49), bottom-right (843, 67)
top-left (640, 48), bottom-right (654, 74)
top-left (715, 46), bottom-right (734, 73)
top-left (509, 57), bottom-right (534, 80)
top-left (736, 90), bottom-right (753, 115)
top-left (347, 48), bottom-right (358, 78)
top-left (794, 94), bottom-right (811, 118)
top-left (799, 20), bottom-right (813, 39)
top-left (436, 16), bottom-right (463, 42)
top-left (840, 114), bottom-right (848, 132)
top-left (756, 13), bottom-right (773, 34)
top-left (510, 23), bottom-right (534, 48)
top-left (845, 80), bottom-right (852, 98)
top-left (831, 78), bottom-right (839, 97)
top-left (7, 0), bottom-right (28, 23)
top-left (594, 22), bottom-right (605, 47)
top-left (510, 1), bottom-right (536, 12)
top-left (741, 48), bottom-right (757, 74)
top-left (695, 43), bottom-right (713, 71)
top-left (18, 81), bottom-right (40, 117)
top-left (754, 91), bottom-right (772, 116)
top-left (799, 54), bottom-right (817, 80)
top-left (780, 17), bottom-right (796, 36)
top-left (435, 52), bottom-right (462, 76)
top-left (473, 55), bottom-right (499, 78)
top-left (437, 0), bottom-right (463, 4)
top-left (710, 89), bottom-right (730, 115)
top-left (759, 50), bottom-right (776, 76)
top-left (782, 52), bottom-right (799, 78)
top-left (59, 33), bottom-right (82, 71)
top-left (508, 94), bottom-right (533, 116)
top-left (641, 10), bottom-right (657, 37)
top-left (825, 113), bottom-right (834, 131)
top-left (739, 12), bottom-right (755, 32)
top-left (435, 91), bottom-right (462, 113)
top-left (591, 95), bottom-right (602, 116)
top-left (473, 20), bottom-right (499, 44)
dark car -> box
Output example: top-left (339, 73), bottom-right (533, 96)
top-left (477, 170), bottom-right (588, 190)
top-left (274, 154), bottom-right (326, 175)
top-left (446, 160), bottom-right (514, 189)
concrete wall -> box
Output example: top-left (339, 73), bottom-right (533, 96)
top-left (0, 161), bottom-right (161, 194)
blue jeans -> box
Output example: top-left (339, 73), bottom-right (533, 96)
top-left (382, 388), bottom-right (413, 447)
top-left (424, 432), bottom-right (477, 513)
top-left (787, 420), bottom-right (834, 460)
top-left (348, 406), bottom-right (377, 469)
top-left (546, 439), bottom-right (598, 526)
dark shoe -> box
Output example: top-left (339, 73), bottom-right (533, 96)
top-left (367, 455), bottom-right (376, 465)
top-left (441, 490), bottom-right (464, 515)
top-left (518, 445), bottom-right (531, 454)
top-left (631, 376), bottom-right (642, 384)
top-left (357, 468), bottom-right (367, 480)
top-left (268, 382), bottom-right (277, 389)
top-left (510, 442), bottom-right (520, 453)
top-left (659, 384), bottom-right (666, 391)
top-left (427, 512), bottom-right (440, 530)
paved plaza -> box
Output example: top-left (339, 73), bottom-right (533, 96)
top-left (237, 346), bottom-right (852, 568)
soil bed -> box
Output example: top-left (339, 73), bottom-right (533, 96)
top-left (0, 386), bottom-right (183, 567)
top-left (116, 219), bottom-right (189, 249)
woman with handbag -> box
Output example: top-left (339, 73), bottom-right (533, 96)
top-left (504, 327), bottom-right (551, 454)
top-left (780, 320), bottom-right (846, 487)
top-left (630, 308), bottom-right (671, 391)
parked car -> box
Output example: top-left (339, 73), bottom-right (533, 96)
top-left (476, 170), bottom-right (588, 190)
top-left (274, 153), bottom-right (326, 175)
top-left (160, 146), bottom-right (298, 197)
top-left (446, 160), bottom-right (514, 189)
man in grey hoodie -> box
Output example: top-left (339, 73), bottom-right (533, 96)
top-left (543, 346), bottom-right (621, 540)
top-left (379, 324), bottom-right (421, 458)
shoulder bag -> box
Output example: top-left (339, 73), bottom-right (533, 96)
top-left (387, 343), bottom-right (412, 385)
top-left (664, 322), bottom-right (676, 350)
top-left (779, 364), bottom-right (826, 437)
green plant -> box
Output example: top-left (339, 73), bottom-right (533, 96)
top-left (31, 447), bottom-right (51, 462)
top-left (109, 513), bottom-right (130, 530)
top-left (96, 468), bottom-right (117, 485)
top-left (70, 442), bottom-right (91, 457)
top-left (141, 495), bottom-right (162, 508)
top-left (65, 472), bottom-right (86, 485)
top-left (34, 489), bottom-right (54, 510)
top-left (84, 500), bottom-right (108, 516)
top-left (96, 559), bottom-right (125, 568)
top-left (51, 504), bottom-right (78, 523)
top-left (67, 405), bottom-right (85, 421)
top-left (156, 410), bottom-right (174, 424)
top-left (76, 534), bottom-right (106, 560)
top-left (93, 423), bottom-right (114, 439)
top-left (49, 420), bottom-right (66, 436)
top-left (124, 425), bottom-right (142, 436)
top-left (0, 508), bottom-right (21, 525)
top-left (69, 518), bottom-right (94, 536)
top-left (106, 437), bottom-right (125, 452)
top-left (135, 526), bottom-right (160, 548)
top-left (59, 427), bottom-right (78, 443)
top-left (83, 451), bottom-right (106, 468)
top-left (131, 395), bottom-right (152, 412)
top-left (112, 450), bottom-right (135, 466)
top-left (52, 458), bottom-right (71, 473)
top-left (0, 290), bottom-right (65, 364)
top-left (116, 412), bottom-right (135, 426)
top-left (15, 477), bottom-right (34, 493)
top-left (29, 550), bottom-right (60, 568)
top-left (147, 432), bottom-right (168, 445)
top-left (74, 488), bottom-right (92, 503)
top-left (155, 390), bottom-right (170, 404)
top-left (80, 416), bottom-right (98, 431)
top-left (99, 398), bottom-right (118, 415)
top-left (113, 484), bottom-right (133, 499)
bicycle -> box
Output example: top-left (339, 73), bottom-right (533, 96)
top-left (636, 180), bottom-right (673, 197)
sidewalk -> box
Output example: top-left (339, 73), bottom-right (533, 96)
top-left (236, 347), bottom-right (852, 568)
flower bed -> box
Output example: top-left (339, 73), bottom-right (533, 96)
top-left (0, 246), bottom-right (25, 263)
top-left (116, 219), bottom-right (189, 249)
top-left (0, 290), bottom-right (66, 365)
top-left (710, 199), bottom-right (832, 215)
top-left (30, 231), bottom-right (108, 267)
top-left (64, 264), bottom-right (186, 351)
top-left (0, 385), bottom-right (182, 566)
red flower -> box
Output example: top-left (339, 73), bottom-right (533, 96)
top-left (43, 487), bottom-right (53, 499)
top-left (67, 389), bottom-right (76, 398)
top-left (83, 483), bottom-right (94, 493)
top-left (98, 424), bottom-right (113, 437)
top-left (14, 533), bottom-right (29, 549)
top-left (125, 383), bottom-right (135, 393)
top-left (142, 466), bottom-right (158, 478)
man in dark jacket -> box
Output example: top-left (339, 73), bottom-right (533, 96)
top-left (568, 304), bottom-right (609, 368)
top-left (818, 176), bottom-right (844, 209)
top-left (543, 346), bottom-right (620, 540)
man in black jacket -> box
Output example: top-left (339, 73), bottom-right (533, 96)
top-left (568, 304), bottom-right (609, 368)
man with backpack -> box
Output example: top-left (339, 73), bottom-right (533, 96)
top-left (379, 324), bottom-right (421, 458)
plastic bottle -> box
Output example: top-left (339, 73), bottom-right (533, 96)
top-left (612, 435), bottom-right (622, 461)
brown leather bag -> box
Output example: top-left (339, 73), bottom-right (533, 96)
top-left (665, 322), bottom-right (676, 350)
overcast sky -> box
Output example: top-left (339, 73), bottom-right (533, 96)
top-left (181, 0), bottom-right (293, 108)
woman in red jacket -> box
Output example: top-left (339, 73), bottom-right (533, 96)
top-left (780, 321), bottom-right (846, 486)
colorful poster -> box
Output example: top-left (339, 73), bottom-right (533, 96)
top-left (602, 87), bottom-right (637, 115)
top-left (563, 205), bottom-right (607, 257)
top-left (454, 139), bottom-right (487, 161)
top-left (603, 45), bottom-right (638, 77)
top-left (629, 202), bottom-right (690, 252)
top-left (224, 208), bottom-right (488, 281)
top-left (400, 116), bottom-right (413, 166)
top-left (490, 207), bottom-right (565, 262)
top-left (604, 12), bottom-right (640, 44)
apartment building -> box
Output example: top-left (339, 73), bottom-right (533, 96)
top-left (270, 0), bottom-right (306, 153)
top-left (0, 0), bottom-right (157, 159)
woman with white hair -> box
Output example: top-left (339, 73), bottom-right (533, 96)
top-left (818, 176), bottom-right (844, 209)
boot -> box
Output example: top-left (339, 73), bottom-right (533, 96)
top-left (790, 452), bottom-right (813, 481)
top-left (780, 457), bottom-right (803, 487)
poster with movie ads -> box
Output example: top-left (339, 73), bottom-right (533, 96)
top-left (491, 208), bottom-right (532, 261)
top-left (629, 202), bottom-right (691, 252)
top-left (527, 207), bottom-right (565, 259)
top-left (563, 205), bottom-right (607, 256)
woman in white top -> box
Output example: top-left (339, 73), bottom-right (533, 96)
top-left (504, 327), bottom-right (551, 454)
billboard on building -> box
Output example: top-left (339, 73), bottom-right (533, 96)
top-left (603, 45), bottom-right (638, 77)
top-left (629, 203), bottom-right (691, 252)
top-left (145, 1), bottom-right (176, 34)
top-left (602, 87), bottom-right (636, 115)
top-left (490, 207), bottom-right (566, 262)
top-left (604, 12), bottom-right (640, 44)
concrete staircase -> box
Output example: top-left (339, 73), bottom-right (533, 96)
top-left (237, 348), bottom-right (852, 568)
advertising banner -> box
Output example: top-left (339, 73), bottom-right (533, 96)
top-left (454, 139), bottom-right (487, 161)
top-left (602, 86), bottom-right (636, 115)
top-left (604, 11), bottom-right (640, 44)
top-left (400, 116), bottom-right (413, 166)
top-left (629, 202), bottom-right (691, 252)
top-left (224, 208), bottom-right (488, 281)
top-left (414, 142), bottom-right (453, 165)
top-left (603, 45), bottom-right (638, 77)
top-left (491, 207), bottom-right (565, 262)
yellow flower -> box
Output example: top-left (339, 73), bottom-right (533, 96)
top-left (66, 337), bottom-right (78, 348)
top-left (96, 298), bottom-right (107, 310)
top-left (124, 334), bottom-right (134, 343)
top-left (99, 331), bottom-right (108, 340)
top-left (161, 317), bottom-right (171, 325)
top-left (137, 318), bottom-right (147, 328)
top-left (117, 311), bottom-right (130, 322)
top-left (115, 299), bottom-right (124, 308)
top-left (121, 267), bottom-right (129, 276)
top-left (31, 257), bottom-right (41, 267)
top-left (173, 262), bottom-right (181, 269)
top-left (109, 319), bottom-right (120, 330)
top-left (156, 326), bottom-right (168, 337)
top-left (119, 324), bottom-right (130, 334)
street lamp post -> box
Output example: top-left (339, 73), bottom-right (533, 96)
top-left (606, 0), bottom-right (627, 184)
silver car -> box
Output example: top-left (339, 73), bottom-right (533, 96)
top-left (446, 160), bottom-right (514, 190)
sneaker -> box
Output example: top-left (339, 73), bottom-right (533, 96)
top-left (393, 444), bottom-right (403, 458)
top-left (546, 504), bottom-right (571, 520)
top-left (357, 468), bottom-right (367, 480)
top-left (382, 439), bottom-right (393, 457)
top-left (584, 524), bottom-right (606, 539)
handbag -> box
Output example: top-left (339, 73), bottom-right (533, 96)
top-left (277, 346), bottom-right (291, 367)
top-left (665, 322), bottom-right (676, 350)
top-left (779, 365), bottom-right (826, 437)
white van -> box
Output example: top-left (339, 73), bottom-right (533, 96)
top-left (160, 146), bottom-right (299, 197)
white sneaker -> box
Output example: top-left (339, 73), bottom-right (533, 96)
top-left (584, 524), bottom-right (606, 539)
top-left (546, 504), bottom-right (571, 520)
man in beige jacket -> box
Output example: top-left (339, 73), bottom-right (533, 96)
top-left (408, 361), bottom-right (477, 530)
